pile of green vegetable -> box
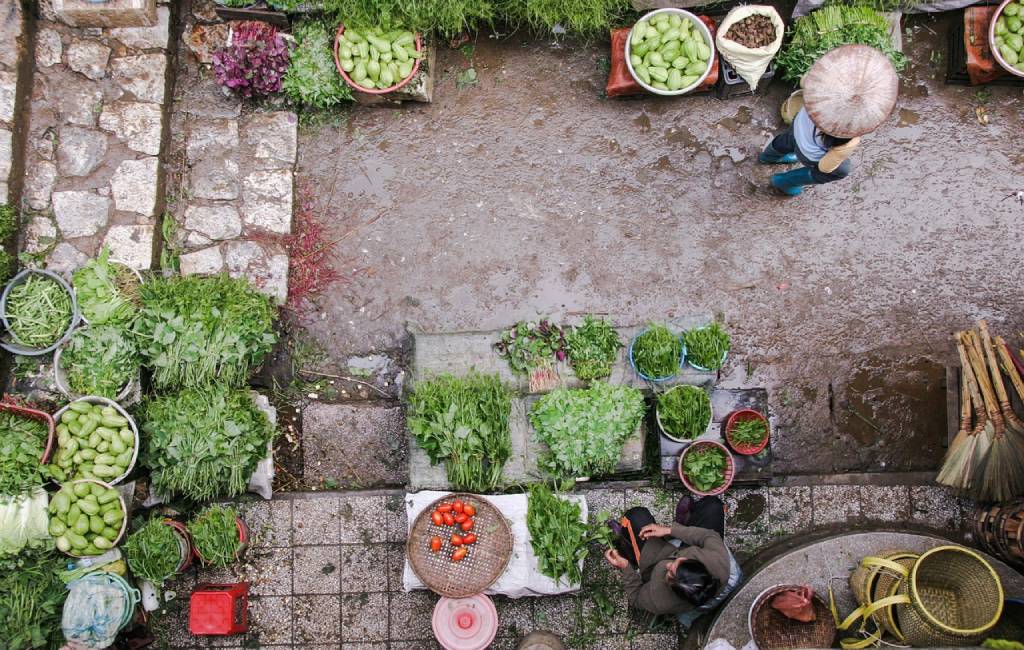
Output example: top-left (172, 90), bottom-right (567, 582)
top-left (526, 483), bottom-right (596, 585)
top-left (285, 20), bottom-right (355, 108)
top-left (566, 315), bottom-right (621, 381)
top-left (134, 275), bottom-right (277, 390)
top-left (683, 322), bottom-right (730, 370)
top-left (995, 1), bottom-right (1024, 71)
top-left (407, 372), bottom-right (513, 492)
top-left (631, 323), bottom-right (681, 379)
top-left (189, 505), bottom-right (242, 567)
top-left (3, 273), bottom-right (74, 349)
top-left (124, 518), bottom-right (182, 584)
top-left (0, 204), bottom-right (17, 283)
top-left (141, 386), bottom-right (275, 502)
top-left (629, 11), bottom-right (711, 92)
top-left (775, 3), bottom-right (906, 83)
top-left (0, 547), bottom-right (67, 649)
top-left (49, 481), bottom-right (125, 556)
top-left (530, 382), bottom-right (645, 479)
top-left (337, 27), bottom-right (423, 90)
top-left (53, 401), bottom-right (135, 484)
top-left (495, 319), bottom-right (566, 376)
top-left (59, 325), bottom-right (139, 399)
top-left (0, 411), bottom-right (52, 496)
top-left (729, 418), bottom-right (768, 448)
top-left (656, 385), bottom-right (711, 441)
top-left (682, 445), bottom-right (728, 493)
top-left (71, 247), bottom-right (140, 326)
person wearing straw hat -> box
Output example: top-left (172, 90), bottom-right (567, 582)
top-left (758, 44), bottom-right (899, 196)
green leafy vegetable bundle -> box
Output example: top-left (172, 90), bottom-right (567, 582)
top-left (189, 505), bottom-right (242, 567)
top-left (683, 322), bottom-right (730, 370)
top-left (4, 273), bottom-right (73, 349)
top-left (530, 381), bottom-right (645, 479)
top-left (682, 445), bottom-right (727, 493)
top-left (71, 247), bottom-right (141, 326)
top-left (284, 20), bottom-right (354, 108)
top-left (141, 386), bottom-right (275, 502)
top-left (495, 319), bottom-right (566, 376)
top-left (407, 372), bottom-right (512, 492)
top-left (0, 411), bottom-right (52, 497)
top-left (124, 518), bottom-right (182, 584)
top-left (526, 483), bottom-right (595, 585)
top-left (730, 418), bottom-right (768, 447)
top-left (323, 0), bottom-right (496, 38)
top-left (566, 315), bottom-right (621, 381)
top-left (60, 325), bottom-right (139, 399)
top-left (656, 385), bottom-right (711, 441)
top-left (775, 3), bottom-right (907, 83)
top-left (631, 323), bottom-right (681, 379)
top-left (0, 547), bottom-right (67, 649)
top-left (0, 204), bottom-right (18, 283)
top-left (134, 275), bottom-right (277, 390)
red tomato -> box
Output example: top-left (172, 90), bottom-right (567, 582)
top-left (461, 519), bottom-right (475, 532)
top-left (443, 513), bottom-right (455, 527)
top-left (455, 513), bottom-right (468, 523)
top-left (463, 504), bottom-right (476, 517)
top-left (453, 500), bottom-right (464, 514)
top-left (437, 504), bottom-right (453, 513)
top-left (431, 511), bottom-right (444, 526)
top-left (462, 533), bottom-right (477, 545)
top-left (430, 536), bottom-right (442, 552)
top-left (452, 547), bottom-right (468, 562)
top-left (450, 534), bottom-right (464, 546)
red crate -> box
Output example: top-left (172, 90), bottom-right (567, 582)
top-left (189, 583), bottom-right (249, 636)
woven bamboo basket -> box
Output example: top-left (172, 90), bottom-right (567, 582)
top-left (894, 545), bottom-right (1004, 647)
top-left (849, 549), bottom-right (918, 643)
top-left (869, 552), bottom-right (917, 642)
top-left (748, 584), bottom-right (836, 650)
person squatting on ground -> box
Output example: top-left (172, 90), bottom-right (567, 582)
top-left (758, 44), bottom-right (899, 197)
top-left (603, 495), bottom-right (743, 629)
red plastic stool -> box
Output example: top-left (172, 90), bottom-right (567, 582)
top-left (189, 582), bottom-right (250, 635)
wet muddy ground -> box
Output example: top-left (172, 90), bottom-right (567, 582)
top-left (296, 13), bottom-right (1024, 476)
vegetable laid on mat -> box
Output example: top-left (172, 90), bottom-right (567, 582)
top-left (407, 372), bottom-right (513, 493)
top-left (59, 325), bottom-right (139, 399)
top-left (0, 547), bottom-right (68, 649)
top-left (0, 410), bottom-right (52, 496)
top-left (3, 273), bottom-right (74, 349)
top-left (683, 322), bottom-right (730, 370)
top-left (682, 446), bottom-right (728, 493)
top-left (565, 315), bottom-right (622, 381)
top-left (530, 382), bottom-right (645, 479)
top-left (495, 319), bottom-right (566, 391)
top-left (124, 518), bottom-right (182, 584)
top-left (141, 386), bottom-right (275, 502)
top-left (631, 323), bottom-right (681, 379)
top-left (526, 483), bottom-right (595, 585)
top-left (189, 505), bottom-right (243, 568)
top-left (53, 401), bottom-right (135, 484)
top-left (49, 481), bottom-right (124, 557)
top-left (657, 385), bottom-right (712, 441)
top-left (71, 247), bottom-right (141, 325)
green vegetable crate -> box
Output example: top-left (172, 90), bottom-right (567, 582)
top-left (52, 396), bottom-right (139, 486)
top-left (0, 269), bottom-right (80, 355)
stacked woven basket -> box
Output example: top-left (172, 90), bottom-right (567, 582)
top-left (842, 545), bottom-right (1004, 647)
top-left (972, 499), bottom-right (1024, 570)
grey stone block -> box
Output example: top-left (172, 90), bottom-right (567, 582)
top-left (110, 53), bottom-right (168, 103)
top-left (102, 224), bottom-right (155, 269)
top-left (110, 157), bottom-right (159, 215)
top-left (52, 190), bottom-right (109, 237)
top-left (53, 0), bottom-right (157, 28)
top-left (99, 101), bottom-right (163, 155)
top-left (179, 245), bottom-right (224, 275)
top-left (0, 71), bottom-right (16, 123)
top-left (66, 40), bottom-right (110, 79)
top-left (0, 129), bottom-right (10, 186)
top-left (57, 126), bottom-right (107, 177)
top-left (107, 6), bottom-right (170, 50)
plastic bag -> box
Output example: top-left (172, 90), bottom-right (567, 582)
top-left (771, 585), bottom-right (816, 622)
top-left (715, 6), bottom-right (784, 91)
top-left (62, 573), bottom-right (138, 648)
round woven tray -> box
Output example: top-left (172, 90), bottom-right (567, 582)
top-left (407, 493), bottom-right (513, 598)
top-left (749, 585), bottom-right (836, 650)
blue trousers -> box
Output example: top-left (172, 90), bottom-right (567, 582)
top-left (770, 128), bottom-right (851, 184)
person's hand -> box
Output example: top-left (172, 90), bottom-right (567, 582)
top-left (639, 523), bottom-right (672, 540)
top-left (604, 548), bottom-right (629, 569)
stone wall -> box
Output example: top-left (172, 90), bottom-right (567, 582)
top-left (0, 1), bottom-right (28, 205)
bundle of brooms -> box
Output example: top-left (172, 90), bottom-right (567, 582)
top-left (938, 321), bottom-right (1024, 502)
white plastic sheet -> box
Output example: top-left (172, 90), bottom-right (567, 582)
top-left (715, 6), bottom-right (785, 91)
top-left (402, 490), bottom-right (588, 598)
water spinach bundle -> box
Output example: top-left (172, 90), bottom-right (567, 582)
top-left (0, 547), bottom-right (67, 649)
top-left (60, 325), bottom-right (139, 399)
top-left (530, 382), bottom-right (645, 479)
top-left (124, 518), bottom-right (182, 584)
top-left (566, 315), bottom-right (621, 381)
top-left (71, 247), bottom-right (141, 325)
top-left (631, 323), bottom-right (681, 379)
top-left (526, 483), bottom-right (594, 585)
top-left (657, 385), bottom-right (711, 440)
top-left (407, 372), bottom-right (513, 492)
top-left (189, 505), bottom-right (243, 567)
top-left (683, 322), bottom-right (730, 370)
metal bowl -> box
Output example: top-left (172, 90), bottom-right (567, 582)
top-left (990, 0), bottom-right (1024, 79)
top-left (625, 8), bottom-right (715, 96)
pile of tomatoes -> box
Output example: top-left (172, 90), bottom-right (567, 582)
top-left (428, 499), bottom-right (478, 563)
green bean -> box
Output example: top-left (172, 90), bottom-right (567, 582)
top-left (5, 274), bottom-right (73, 348)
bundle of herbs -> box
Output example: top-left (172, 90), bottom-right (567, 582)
top-left (284, 20), bottom-right (354, 110)
top-left (0, 204), bottom-right (17, 283)
top-left (124, 518), bottom-right (182, 584)
top-left (406, 372), bottom-right (513, 492)
top-left (500, 0), bottom-right (633, 39)
top-left (0, 411), bottom-right (52, 497)
top-left (189, 505), bottom-right (243, 567)
top-left (495, 319), bottom-right (566, 391)
top-left (71, 247), bottom-right (141, 326)
top-left (775, 3), bottom-right (906, 83)
top-left (682, 445), bottom-right (728, 493)
top-left (141, 386), bottom-right (275, 502)
top-left (656, 385), bottom-right (711, 441)
top-left (134, 275), bottom-right (276, 390)
top-left (566, 315), bottom-right (621, 381)
top-left (0, 547), bottom-right (67, 649)
top-left (530, 381), bottom-right (645, 479)
top-left (526, 483), bottom-right (599, 585)
top-left (729, 418), bottom-right (768, 448)
top-left (322, 0), bottom-right (496, 38)
top-left (3, 273), bottom-right (74, 349)
top-left (59, 325), bottom-right (139, 399)
top-left (631, 323), bottom-right (681, 379)
top-left (683, 322), bottom-right (730, 370)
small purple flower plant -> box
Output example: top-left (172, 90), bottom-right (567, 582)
top-left (213, 21), bottom-right (290, 98)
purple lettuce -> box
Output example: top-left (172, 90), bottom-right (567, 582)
top-left (213, 21), bottom-right (291, 98)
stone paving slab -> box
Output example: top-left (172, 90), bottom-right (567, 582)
top-left (302, 402), bottom-right (408, 489)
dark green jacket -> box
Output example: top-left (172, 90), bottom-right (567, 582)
top-left (618, 523), bottom-right (731, 616)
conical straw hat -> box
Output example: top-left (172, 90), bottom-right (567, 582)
top-left (802, 44), bottom-right (899, 138)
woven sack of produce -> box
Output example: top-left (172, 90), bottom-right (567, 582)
top-left (714, 5), bottom-right (784, 90)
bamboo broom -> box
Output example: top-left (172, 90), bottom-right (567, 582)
top-left (936, 373), bottom-right (974, 489)
top-left (979, 321), bottom-right (1024, 433)
top-left (974, 323), bottom-right (1024, 501)
top-left (953, 333), bottom-right (992, 493)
